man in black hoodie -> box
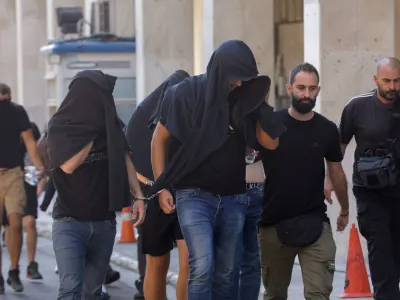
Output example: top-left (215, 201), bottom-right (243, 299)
top-left (47, 70), bottom-right (145, 299)
top-left (126, 70), bottom-right (190, 300)
top-left (151, 40), bottom-right (286, 300)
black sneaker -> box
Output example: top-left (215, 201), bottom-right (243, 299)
top-left (133, 292), bottom-right (145, 299)
top-left (134, 279), bottom-right (145, 299)
top-left (0, 275), bottom-right (4, 294)
top-left (104, 268), bottom-right (120, 285)
top-left (7, 269), bottom-right (23, 292)
top-left (27, 261), bottom-right (43, 280)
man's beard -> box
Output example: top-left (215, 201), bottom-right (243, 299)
top-left (377, 86), bottom-right (399, 102)
top-left (291, 95), bottom-right (316, 114)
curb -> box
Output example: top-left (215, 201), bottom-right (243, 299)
top-left (36, 222), bottom-right (180, 287)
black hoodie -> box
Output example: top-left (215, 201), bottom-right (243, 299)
top-left (150, 40), bottom-right (286, 194)
top-left (47, 70), bottom-right (131, 212)
top-left (125, 70), bottom-right (190, 182)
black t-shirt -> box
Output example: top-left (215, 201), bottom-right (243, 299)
top-left (339, 91), bottom-right (400, 196)
top-left (52, 131), bottom-right (115, 221)
top-left (160, 97), bottom-right (247, 196)
top-left (260, 110), bottom-right (343, 226)
top-left (0, 101), bottom-right (31, 168)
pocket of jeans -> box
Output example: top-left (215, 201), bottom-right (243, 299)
top-left (236, 193), bottom-right (250, 205)
top-left (175, 189), bottom-right (198, 204)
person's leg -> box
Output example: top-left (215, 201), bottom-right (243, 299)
top-left (0, 205), bottom-right (5, 293)
top-left (137, 226), bottom-right (146, 281)
top-left (211, 193), bottom-right (248, 300)
top-left (174, 217), bottom-right (189, 300)
top-left (4, 168), bottom-right (26, 292)
top-left (133, 225), bottom-right (146, 298)
top-left (258, 226), bottom-right (297, 300)
top-left (298, 222), bottom-right (336, 300)
top-left (23, 182), bottom-right (43, 279)
top-left (357, 196), bottom-right (400, 299)
top-left (238, 184), bottom-right (263, 300)
top-left (142, 199), bottom-right (176, 300)
top-left (52, 218), bottom-right (88, 299)
top-left (144, 254), bottom-right (170, 300)
top-left (176, 189), bottom-right (218, 300)
top-left (82, 219), bottom-right (116, 299)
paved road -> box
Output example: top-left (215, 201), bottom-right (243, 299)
top-left (0, 235), bottom-right (176, 299)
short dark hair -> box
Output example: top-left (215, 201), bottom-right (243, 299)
top-left (0, 83), bottom-right (11, 95)
top-left (289, 63), bottom-right (320, 85)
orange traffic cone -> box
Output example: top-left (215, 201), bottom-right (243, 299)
top-left (339, 223), bottom-right (373, 298)
top-left (118, 207), bottom-right (137, 243)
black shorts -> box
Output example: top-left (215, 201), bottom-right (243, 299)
top-left (3, 182), bottom-right (38, 226)
top-left (24, 182), bottom-right (38, 218)
top-left (140, 185), bottom-right (183, 257)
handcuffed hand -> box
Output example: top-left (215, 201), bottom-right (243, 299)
top-left (158, 190), bottom-right (175, 214)
top-left (132, 199), bottom-right (146, 227)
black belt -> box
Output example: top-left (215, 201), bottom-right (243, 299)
top-left (246, 182), bottom-right (264, 190)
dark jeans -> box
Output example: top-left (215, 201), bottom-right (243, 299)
top-left (52, 218), bottom-right (116, 300)
top-left (175, 188), bottom-right (249, 300)
top-left (356, 190), bottom-right (400, 300)
top-left (235, 183), bottom-right (263, 300)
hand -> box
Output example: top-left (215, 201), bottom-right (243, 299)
top-left (158, 190), bottom-right (175, 214)
top-left (336, 213), bottom-right (349, 232)
top-left (132, 199), bottom-right (146, 227)
top-left (36, 178), bottom-right (46, 196)
top-left (324, 177), bottom-right (333, 205)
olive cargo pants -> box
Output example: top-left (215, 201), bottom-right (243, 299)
top-left (258, 222), bottom-right (336, 300)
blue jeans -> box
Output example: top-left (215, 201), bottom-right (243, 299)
top-left (236, 183), bottom-right (263, 300)
top-left (52, 218), bottom-right (116, 300)
top-left (175, 188), bottom-right (249, 300)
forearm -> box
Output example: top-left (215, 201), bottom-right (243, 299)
top-left (26, 142), bottom-right (44, 169)
top-left (329, 168), bottom-right (349, 212)
top-left (60, 142), bottom-right (93, 174)
top-left (125, 153), bottom-right (143, 199)
top-left (151, 140), bottom-right (168, 180)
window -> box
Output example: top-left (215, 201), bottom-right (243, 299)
top-left (114, 77), bottom-right (136, 99)
top-left (63, 77), bottom-right (136, 99)
top-left (116, 103), bottom-right (136, 125)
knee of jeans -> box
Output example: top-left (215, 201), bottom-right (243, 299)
top-left (190, 259), bottom-right (213, 285)
top-left (58, 272), bottom-right (83, 299)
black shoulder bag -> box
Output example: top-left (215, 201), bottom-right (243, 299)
top-left (356, 112), bottom-right (400, 190)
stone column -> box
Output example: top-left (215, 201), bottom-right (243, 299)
top-left (195, 0), bottom-right (276, 105)
top-left (304, 0), bottom-right (399, 121)
top-left (135, 0), bottom-right (194, 103)
top-left (0, 0), bottom-right (18, 104)
top-left (18, 0), bottom-right (48, 127)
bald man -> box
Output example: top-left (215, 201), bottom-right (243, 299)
top-left (332, 57), bottom-right (400, 299)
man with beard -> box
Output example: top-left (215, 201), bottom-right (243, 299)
top-left (258, 62), bottom-right (349, 300)
top-left (331, 57), bottom-right (400, 299)
top-left (125, 70), bottom-right (190, 300)
top-left (151, 40), bottom-right (287, 300)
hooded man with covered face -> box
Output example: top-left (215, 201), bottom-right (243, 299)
top-left (151, 40), bottom-right (286, 300)
top-left (126, 70), bottom-right (190, 300)
top-left (47, 70), bottom-right (145, 299)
